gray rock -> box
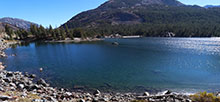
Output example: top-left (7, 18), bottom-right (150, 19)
top-left (217, 93), bottom-right (220, 97)
top-left (85, 93), bottom-right (92, 97)
top-left (24, 72), bottom-right (29, 77)
top-left (6, 72), bottom-right (13, 77)
top-left (93, 97), bottom-right (99, 102)
top-left (112, 42), bottom-right (119, 45)
top-left (0, 74), bottom-right (3, 79)
top-left (30, 84), bottom-right (40, 90)
top-left (30, 74), bottom-right (36, 78)
top-left (86, 97), bottom-right (92, 101)
top-left (79, 99), bottom-right (85, 102)
top-left (0, 87), bottom-right (4, 91)
top-left (46, 96), bottom-right (58, 102)
top-left (21, 92), bottom-right (27, 97)
top-left (65, 92), bottom-right (72, 96)
top-left (32, 99), bottom-right (42, 102)
top-left (143, 92), bottom-right (150, 96)
top-left (9, 82), bottom-right (16, 87)
top-left (3, 78), bottom-right (11, 83)
top-left (99, 97), bottom-right (109, 101)
top-left (0, 95), bottom-right (12, 101)
top-left (94, 90), bottom-right (101, 96)
top-left (162, 90), bottom-right (172, 95)
top-left (18, 84), bottom-right (24, 89)
top-left (10, 86), bottom-right (16, 91)
top-left (37, 78), bottom-right (49, 87)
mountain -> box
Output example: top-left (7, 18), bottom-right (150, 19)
top-left (63, 0), bottom-right (185, 28)
top-left (62, 0), bottom-right (220, 37)
top-left (204, 5), bottom-right (220, 8)
top-left (0, 22), bottom-right (20, 32)
top-left (0, 17), bottom-right (37, 30)
top-left (98, 0), bottom-right (184, 9)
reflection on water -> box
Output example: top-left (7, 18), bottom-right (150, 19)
top-left (3, 38), bottom-right (220, 93)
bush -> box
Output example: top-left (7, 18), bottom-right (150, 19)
top-left (190, 91), bottom-right (220, 102)
top-left (131, 100), bottom-right (148, 102)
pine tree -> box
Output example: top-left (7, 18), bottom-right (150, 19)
top-left (39, 25), bottom-right (46, 39)
top-left (60, 27), bottom-right (66, 40)
top-left (69, 29), bottom-right (74, 40)
top-left (65, 24), bottom-right (70, 37)
top-left (54, 28), bottom-right (60, 40)
top-left (5, 25), bottom-right (13, 40)
top-left (30, 24), bottom-right (38, 37)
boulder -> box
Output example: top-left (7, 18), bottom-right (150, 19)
top-left (18, 84), bottom-right (24, 89)
top-left (30, 84), bottom-right (40, 90)
top-left (79, 99), bottom-right (85, 102)
top-left (217, 93), bottom-right (220, 97)
top-left (112, 42), bottom-right (119, 45)
top-left (143, 92), bottom-right (150, 96)
top-left (0, 95), bottom-right (12, 101)
top-left (3, 78), bottom-right (11, 83)
top-left (93, 90), bottom-right (101, 96)
top-left (32, 99), bottom-right (42, 102)
top-left (37, 78), bottom-right (49, 87)
top-left (6, 72), bottom-right (13, 77)
top-left (9, 82), bottom-right (16, 87)
top-left (0, 86), bottom-right (4, 91)
top-left (65, 92), bottom-right (72, 96)
top-left (29, 74), bottom-right (36, 78)
top-left (162, 90), bottom-right (172, 95)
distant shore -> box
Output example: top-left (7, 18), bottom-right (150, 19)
top-left (44, 37), bottom-right (103, 43)
top-left (104, 34), bottom-right (142, 39)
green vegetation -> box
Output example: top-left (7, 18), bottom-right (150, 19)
top-left (4, 25), bottom-right (14, 40)
top-left (64, 4), bottom-right (220, 37)
top-left (190, 92), bottom-right (220, 102)
top-left (4, 4), bottom-right (220, 40)
top-left (5, 24), bottom-right (90, 41)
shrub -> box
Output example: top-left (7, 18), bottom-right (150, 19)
top-left (131, 100), bottom-right (148, 102)
top-left (190, 91), bottom-right (220, 102)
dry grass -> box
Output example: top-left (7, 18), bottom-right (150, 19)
top-left (131, 100), bottom-right (148, 102)
top-left (0, 91), bottom-right (41, 102)
top-left (190, 91), bottom-right (220, 102)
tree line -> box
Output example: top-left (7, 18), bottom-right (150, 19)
top-left (4, 5), bottom-right (220, 40)
top-left (5, 24), bottom-right (88, 41)
top-left (5, 21), bottom-right (220, 41)
top-left (86, 22), bottom-right (220, 37)
top-left (63, 5), bottom-right (220, 37)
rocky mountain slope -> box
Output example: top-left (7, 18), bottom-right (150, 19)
top-left (0, 22), bottom-right (19, 31)
top-left (204, 5), bottom-right (220, 8)
top-left (0, 17), bottom-right (37, 30)
top-left (62, 0), bottom-right (220, 32)
top-left (63, 0), bottom-right (186, 28)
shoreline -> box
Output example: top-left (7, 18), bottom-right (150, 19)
top-left (44, 38), bottom-right (103, 43)
top-left (0, 69), bottom-right (193, 102)
top-left (0, 39), bottom-right (218, 102)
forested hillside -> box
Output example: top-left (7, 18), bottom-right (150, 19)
top-left (62, 0), bottom-right (220, 37)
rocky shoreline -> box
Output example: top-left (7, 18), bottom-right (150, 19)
top-left (0, 39), bottom-right (196, 102)
top-left (0, 69), bottom-right (193, 102)
top-left (0, 38), bottom-right (9, 70)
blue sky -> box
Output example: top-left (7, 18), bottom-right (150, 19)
top-left (0, 0), bottom-right (219, 27)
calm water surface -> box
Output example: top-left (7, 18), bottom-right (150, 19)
top-left (2, 38), bottom-right (220, 93)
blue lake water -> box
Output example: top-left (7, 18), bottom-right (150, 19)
top-left (2, 38), bottom-right (220, 93)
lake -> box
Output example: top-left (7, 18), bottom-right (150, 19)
top-left (2, 38), bottom-right (220, 93)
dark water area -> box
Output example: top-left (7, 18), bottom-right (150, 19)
top-left (2, 38), bottom-right (220, 93)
